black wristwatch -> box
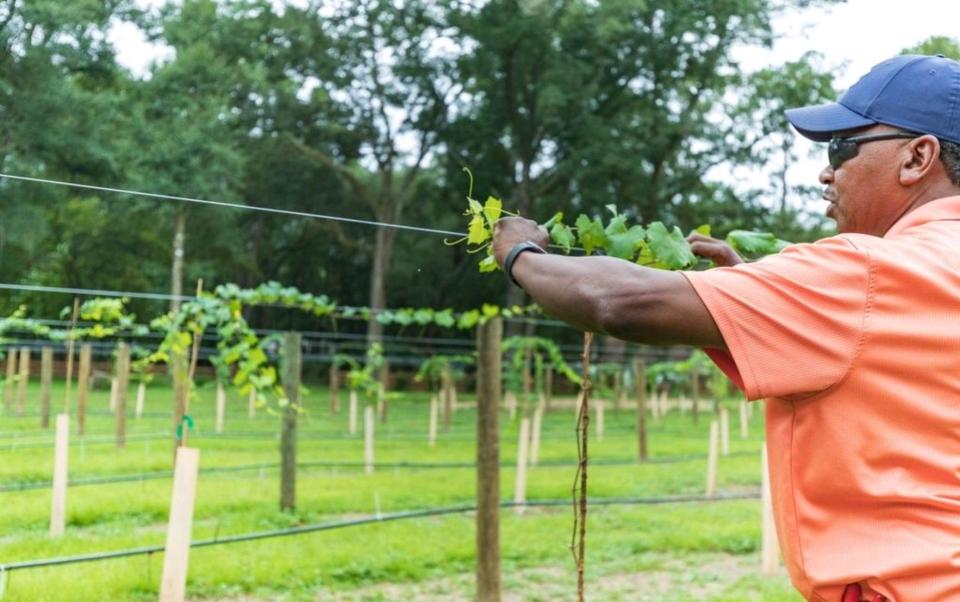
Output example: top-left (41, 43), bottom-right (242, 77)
top-left (503, 241), bottom-right (546, 287)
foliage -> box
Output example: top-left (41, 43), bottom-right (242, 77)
top-left (414, 354), bottom-right (475, 391)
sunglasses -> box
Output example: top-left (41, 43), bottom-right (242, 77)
top-left (828, 132), bottom-right (919, 169)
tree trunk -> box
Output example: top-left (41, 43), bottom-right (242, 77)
top-left (170, 210), bottom-right (186, 313)
top-left (366, 225), bottom-right (398, 345)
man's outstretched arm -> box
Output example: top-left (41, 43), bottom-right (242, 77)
top-left (493, 217), bottom-right (727, 350)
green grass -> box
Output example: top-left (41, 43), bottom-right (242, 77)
top-left (0, 380), bottom-right (801, 601)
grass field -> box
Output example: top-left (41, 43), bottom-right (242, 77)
top-left (0, 378), bottom-right (802, 601)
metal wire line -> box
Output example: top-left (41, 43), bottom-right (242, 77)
top-left (0, 493), bottom-right (760, 573)
top-left (0, 173), bottom-right (465, 238)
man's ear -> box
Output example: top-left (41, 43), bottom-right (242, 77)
top-left (899, 135), bottom-right (941, 186)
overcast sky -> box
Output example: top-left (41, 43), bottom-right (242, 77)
top-left (107, 0), bottom-right (960, 216)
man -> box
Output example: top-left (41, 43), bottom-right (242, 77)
top-left (492, 54), bottom-right (960, 602)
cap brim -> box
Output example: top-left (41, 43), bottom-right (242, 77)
top-left (785, 102), bottom-right (876, 142)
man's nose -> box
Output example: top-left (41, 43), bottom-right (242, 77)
top-left (819, 164), bottom-right (834, 185)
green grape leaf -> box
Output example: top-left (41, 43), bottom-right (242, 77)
top-left (482, 196), bottom-right (502, 227)
top-left (606, 225), bottom-right (646, 260)
top-left (575, 214), bottom-right (608, 255)
top-left (467, 198), bottom-right (483, 215)
top-left (458, 309), bottom-right (480, 329)
top-left (478, 255), bottom-right (498, 272)
top-left (646, 222), bottom-right (696, 269)
top-left (468, 215), bottom-right (490, 245)
top-left (550, 223), bottom-right (576, 253)
top-left (726, 230), bottom-right (790, 256)
top-left (694, 224), bottom-right (711, 236)
top-left (481, 303), bottom-right (500, 318)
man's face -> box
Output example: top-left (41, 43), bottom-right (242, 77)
top-left (819, 124), bottom-right (913, 236)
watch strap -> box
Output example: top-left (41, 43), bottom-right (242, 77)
top-left (504, 241), bottom-right (546, 287)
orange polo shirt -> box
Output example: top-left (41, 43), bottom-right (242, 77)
top-left (683, 196), bottom-right (960, 602)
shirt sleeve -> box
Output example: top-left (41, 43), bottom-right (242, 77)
top-left (682, 236), bottom-right (872, 401)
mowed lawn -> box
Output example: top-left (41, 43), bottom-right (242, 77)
top-left (0, 379), bottom-right (801, 601)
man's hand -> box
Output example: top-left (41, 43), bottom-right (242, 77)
top-left (493, 217), bottom-right (550, 267)
top-left (686, 232), bottom-right (744, 267)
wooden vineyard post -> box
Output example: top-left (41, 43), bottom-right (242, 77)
top-left (158, 445), bottom-right (200, 602)
top-left (40, 347), bottom-right (53, 428)
top-left (378, 361), bottom-right (390, 424)
top-left (529, 402), bottom-right (543, 466)
top-left (280, 332), bottom-right (301, 512)
top-left (633, 358), bottom-right (648, 462)
top-left (505, 390), bottom-right (517, 421)
top-left (3, 348), bottom-right (15, 414)
top-left (49, 413), bottom-right (69, 536)
top-left (248, 388), bottom-right (256, 418)
top-left (171, 352), bottom-right (188, 462)
top-left (329, 360), bottom-right (339, 414)
top-left (215, 381), bottom-right (226, 434)
top-left (720, 407), bottom-right (730, 456)
top-left (109, 376), bottom-right (118, 413)
top-left (595, 401), bottom-right (604, 441)
top-left (348, 390), bottom-right (358, 435)
top-left (441, 364), bottom-right (453, 433)
top-left (115, 343), bottom-right (130, 449)
top-left (689, 367), bottom-right (700, 425)
top-left (761, 445), bottom-right (780, 573)
top-left (706, 420), bottom-right (719, 497)
top-left (513, 417), bottom-right (530, 515)
top-left (16, 346), bottom-right (29, 416)
top-left (364, 405), bottom-right (375, 474)
top-left (739, 401), bottom-right (749, 439)
top-left (136, 381), bottom-right (147, 419)
top-left (475, 317), bottom-right (502, 602)
top-left (428, 395), bottom-right (438, 447)
top-left (76, 344), bottom-right (92, 436)
top-left (544, 365), bottom-right (553, 411)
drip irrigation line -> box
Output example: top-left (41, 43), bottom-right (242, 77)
top-left (0, 173), bottom-right (465, 238)
top-left (0, 451), bottom-right (760, 492)
top-left (0, 492), bottom-right (760, 573)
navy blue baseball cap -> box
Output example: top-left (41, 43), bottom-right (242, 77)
top-left (785, 54), bottom-right (960, 144)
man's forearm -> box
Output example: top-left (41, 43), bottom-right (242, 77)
top-left (508, 251), bottom-right (726, 349)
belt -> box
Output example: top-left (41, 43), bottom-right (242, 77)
top-left (842, 583), bottom-right (888, 602)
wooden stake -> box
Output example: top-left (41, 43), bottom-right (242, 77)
top-left (720, 407), bottom-right (730, 456)
top-left (136, 381), bottom-right (147, 419)
top-left (16, 346), bottom-right (29, 416)
top-left (740, 401), bottom-right (749, 439)
top-left (633, 358), bottom-right (648, 461)
top-left (76, 344), bottom-right (91, 436)
top-left (348, 390), bottom-right (358, 435)
top-left (40, 347), bottom-right (53, 428)
top-left (329, 362), bottom-right (339, 414)
top-left (596, 401), bottom-right (605, 441)
top-left (49, 413), bottom-right (69, 536)
top-left (761, 445), bottom-right (780, 573)
top-left (441, 365), bottom-right (453, 432)
top-left (62, 298), bottom-right (80, 416)
top-left (109, 376), bottom-right (118, 413)
top-left (428, 395), bottom-right (438, 447)
top-left (706, 420), bottom-right (719, 497)
top-left (115, 343), bottom-right (130, 449)
top-left (475, 317), bottom-right (502, 602)
top-left (247, 388), bottom-right (256, 418)
top-left (215, 381), bottom-right (225, 434)
top-left (159, 446), bottom-right (200, 602)
top-left (513, 417), bottom-right (530, 514)
top-left (506, 390), bottom-right (517, 420)
top-left (530, 405), bottom-right (543, 466)
top-left (280, 332), bottom-right (301, 512)
top-left (3, 348), bottom-right (15, 414)
top-left (364, 405), bottom-right (375, 474)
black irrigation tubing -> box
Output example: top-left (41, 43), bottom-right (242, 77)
top-left (0, 492), bottom-right (761, 574)
top-left (0, 451), bottom-right (761, 493)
